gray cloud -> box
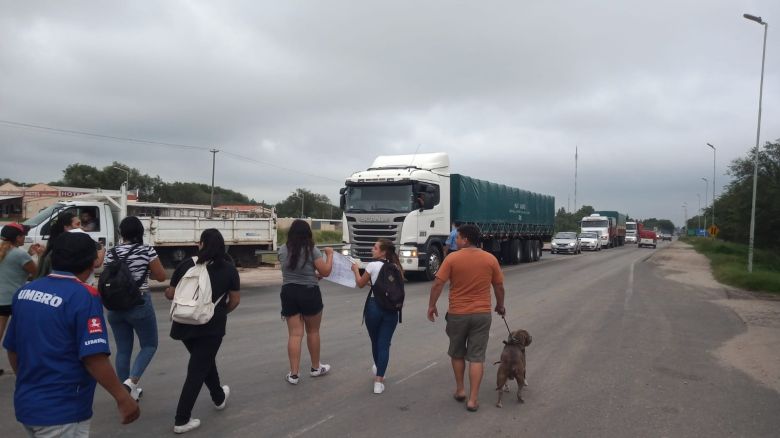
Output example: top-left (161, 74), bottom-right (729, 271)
top-left (1, 0), bottom-right (778, 225)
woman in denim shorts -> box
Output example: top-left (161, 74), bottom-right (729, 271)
top-left (279, 219), bottom-right (334, 385)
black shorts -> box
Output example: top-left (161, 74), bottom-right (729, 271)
top-left (280, 284), bottom-right (323, 317)
top-left (0, 305), bottom-right (11, 317)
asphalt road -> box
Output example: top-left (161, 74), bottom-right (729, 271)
top-left (2, 242), bottom-right (779, 437)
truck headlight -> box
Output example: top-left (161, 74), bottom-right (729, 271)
top-left (341, 249), bottom-right (350, 256)
top-left (400, 250), bottom-right (417, 257)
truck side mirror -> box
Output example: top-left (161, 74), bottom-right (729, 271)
top-left (339, 194), bottom-right (346, 210)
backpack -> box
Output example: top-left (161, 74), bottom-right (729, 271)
top-left (98, 245), bottom-right (146, 311)
top-left (169, 257), bottom-right (224, 325)
top-left (366, 260), bottom-right (405, 322)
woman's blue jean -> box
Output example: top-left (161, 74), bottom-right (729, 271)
top-left (107, 293), bottom-right (158, 381)
top-left (364, 297), bottom-right (398, 377)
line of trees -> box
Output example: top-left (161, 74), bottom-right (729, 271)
top-left (274, 188), bottom-right (342, 220)
top-left (687, 139), bottom-right (779, 250)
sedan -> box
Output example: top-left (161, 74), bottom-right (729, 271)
top-left (551, 232), bottom-right (581, 254)
top-left (578, 232), bottom-right (601, 251)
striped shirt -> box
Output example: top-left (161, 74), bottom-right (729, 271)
top-left (103, 244), bottom-right (158, 292)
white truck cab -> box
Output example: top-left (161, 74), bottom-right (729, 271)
top-left (581, 213), bottom-right (611, 249)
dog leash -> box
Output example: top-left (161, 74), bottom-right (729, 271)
top-left (501, 315), bottom-right (516, 342)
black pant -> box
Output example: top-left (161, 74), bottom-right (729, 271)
top-left (175, 335), bottom-right (226, 425)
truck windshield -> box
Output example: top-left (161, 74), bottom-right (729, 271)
top-left (23, 203), bottom-right (66, 228)
top-left (626, 223), bottom-right (637, 230)
top-left (582, 220), bottom-right (608, 228)
top-left (345, 184), bottom-right (413, 213)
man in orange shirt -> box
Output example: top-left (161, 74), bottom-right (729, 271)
top-left (427, 224), bottom-right (506, 412)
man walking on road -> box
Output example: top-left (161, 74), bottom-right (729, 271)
top-left (427, 224), bottom-right (506, 412)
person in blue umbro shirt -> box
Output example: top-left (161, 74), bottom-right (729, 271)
top-left (3, 232), bottom-right (139, 437)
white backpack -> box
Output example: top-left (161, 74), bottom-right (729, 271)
top-left (170, 257), bottom-right (224, 325)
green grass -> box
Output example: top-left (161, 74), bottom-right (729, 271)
top-left (680, 237), bottom-right (780, 294)
top-left (276, 229), bottom-right (343, 246)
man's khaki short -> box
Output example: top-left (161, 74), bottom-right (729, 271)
top-left (445, 312), bottom-right (492, 362)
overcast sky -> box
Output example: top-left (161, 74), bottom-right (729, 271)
top-left (1, 1), bottom-right (778, 226)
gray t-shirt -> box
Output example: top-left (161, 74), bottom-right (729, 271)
top-left (0, 247), bottom-right (32, 305)
top-left (278, 245), bottom-right (323, 286)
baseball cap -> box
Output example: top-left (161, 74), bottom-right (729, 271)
top-left (1, 223), bottom-right (30, 241)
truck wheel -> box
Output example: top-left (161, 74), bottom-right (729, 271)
top-left (510, 239), bottom-right (521, 264)
top-left (520, 240), bottom-right (532, 263)
top-left (532, 240), bottom-right (540, 261)
top-left (501, 241), bottom-right (514, 265)
top-left (423, 246), bottom-right (442, 281)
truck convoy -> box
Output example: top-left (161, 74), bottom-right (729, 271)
top-left (20, 185), bottom-right (277, 269)
top-left (580, 210), bottom-right (627, 248)
top-left (339, 153), bottom-right (555, 280)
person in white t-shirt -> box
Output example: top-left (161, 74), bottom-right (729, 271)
top-left (350, 239), bottom-right (404, 395)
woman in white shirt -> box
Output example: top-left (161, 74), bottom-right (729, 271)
top-left (351, 239), bottom-right (404, 394)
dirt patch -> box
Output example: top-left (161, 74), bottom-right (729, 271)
top-left (653, 241), bottom-right (780, 394)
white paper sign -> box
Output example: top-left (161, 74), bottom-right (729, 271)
top-left (323, 252), bottom-right (357, 288)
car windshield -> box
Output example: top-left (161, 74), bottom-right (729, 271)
top-left (582, 219), bottom-right (609, 228)
top-left (554, 232), bottom-right (577, 239)
top-left (23, 203), bottom-right (66, 227)
top-left (345, 184), bottom-right (414, 213)
top-left (579, 233), bottom-right (597, 239)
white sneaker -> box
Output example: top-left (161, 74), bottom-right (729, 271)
top-left (215, 385), bottom-right (230, 410)
top-left (285, 372), bottom-right (299, 385)
top-left (371, 364), bottom-right (377, 376)
top-left (310, 363), bottom-right (331, 377)
top-left (123, 379), bottom-right (142, 401)
top-left (373, 381), bottom-right (385, 394)
top-left (173, 418), bottom-right (201, 434)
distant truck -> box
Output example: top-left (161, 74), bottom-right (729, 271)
top-left (595, 210), bottom-right (627, 247)
top-left (339, 152), bottom-right (555, 280)
top-left (580, 213), bottom-right (612, 249)
top-left (638, 229), bottom-right (657, 248)
top-left (625, 221), bottom-right (638, 244)
top-left (20, 185), bottom-right (277, 269)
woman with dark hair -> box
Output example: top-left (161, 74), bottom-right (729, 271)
top-left (165, 228), bottom-right (240, 434)
top-left (36, 210), bottom-right (80, 279)
top-left (279, 219), bottom-right (334, 385)
top-left (351, 239), bottom-right (404, 394)
top-left (104, 216), bottom-right (166, 401)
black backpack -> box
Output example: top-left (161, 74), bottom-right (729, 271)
top-left (366, 260), bottom-right (405, 322)
top-left (98, 245), bottom-right (147, 311)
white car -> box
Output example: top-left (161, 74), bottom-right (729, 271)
top-left (578, 232), bottom-right (601, 251)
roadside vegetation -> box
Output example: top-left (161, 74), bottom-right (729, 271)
top-left (276, 228), bottom-right (342, 245)
top-left (681, 237), bottom-right (780, 294)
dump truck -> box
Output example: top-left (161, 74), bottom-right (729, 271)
top-left (20, 184), bottom-right (277, 269)
top-left (339, 152), bottom-right (555, 280)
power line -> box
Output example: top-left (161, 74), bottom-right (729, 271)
top-left (0, 119), bottom-right (342, 183)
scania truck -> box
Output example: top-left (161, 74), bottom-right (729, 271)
top-left (625, 221), bottom-right (638, 244)
top-left (339, 153), bottom-right (555, 280)
top-left (595, 210), bottom-right (627, 247)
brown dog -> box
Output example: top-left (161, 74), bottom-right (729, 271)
top-left (494, 329), bottom-right (532, 408)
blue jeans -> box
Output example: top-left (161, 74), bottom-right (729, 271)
top-left (364, 297), bottom-right (398, 377)
top-left (107, 293), bottom-right (158, 381)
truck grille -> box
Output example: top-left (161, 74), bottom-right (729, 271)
top-left (348, 222), bottom-right (401, 262)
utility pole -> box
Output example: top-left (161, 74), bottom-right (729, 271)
top-left (574, 146), bottom-right (578, 213)
top-left (697, 194), bottom-right (701, 231)
top-left (210, 149), bottom-right (219, 217)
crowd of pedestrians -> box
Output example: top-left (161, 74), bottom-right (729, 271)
top-left (1, 215), bottom-right (506, 435)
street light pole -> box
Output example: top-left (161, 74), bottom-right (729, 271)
top-left (706, 143), bottom-right (717, 233)
top-left (701, 178), bottom-right (708, 231)
top-left (682, 202), bottom-right (688, 234)
top-left (210, 149), bottom-right (219, 217)
top-left (696, 193), bottom-right (701, 231)
top-left (743, 13), bottom-right (768, 273)
top-left (112, 165), bottom-right (130, 189)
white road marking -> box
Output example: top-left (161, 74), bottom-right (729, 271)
top-left (287, 414), bottom-right (336, 438)
top-left (395, 362), bottom-right (438, 384)
top-left (625, 261), bottom-right (635, 310)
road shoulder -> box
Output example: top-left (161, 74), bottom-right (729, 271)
top-left (652, 241), bottom-right (780, 394)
